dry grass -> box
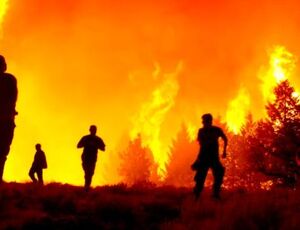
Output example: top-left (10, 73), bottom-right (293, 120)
top-left (0, 183), bottom-right (299, 229)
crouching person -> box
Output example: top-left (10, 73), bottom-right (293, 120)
top-left (29, 143), bottom-right (47, 185)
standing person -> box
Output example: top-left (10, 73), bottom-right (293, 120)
top-left (77, 125), bottom-right (105, 191)
top-left (29, 144), bottom-right (47, 185)
top-left (0, 55), bottom-right (18, 184)
top-left (191, 113), bottom-right (228, 199)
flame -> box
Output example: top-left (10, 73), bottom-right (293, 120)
top-left (186, 122), bottom-right (198, 141)
top-left (260, 46), bottom-right (296, 102)
top-left (130, 62), bottom-right (183, 178)
top-left (225, 87), bottom-right (250, 134)
top-left (292, 91), bottom-right (299, 99)
top-left (0, 0), bottom-right (8, 36)
top-left (260, 180), bottom-right (274, 191)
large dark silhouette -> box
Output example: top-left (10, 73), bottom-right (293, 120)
top-left (29, 143), bottom-right (47, 185)
top-left (192, 113), bottom-right (227, 199)
top-left (77, 125), bottom-right (105, 191)
top-left (0, 55), bottom-right (18, 183)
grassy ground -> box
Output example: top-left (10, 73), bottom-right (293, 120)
top-left (0, 183), bottom-right (299, 229)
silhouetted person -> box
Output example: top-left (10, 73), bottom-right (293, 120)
top-left (77, 125), bottom-right (105, 191)
top-left (29, 144), bottom-right (47, 185)
top-left (191, 113), bottom-right (227, 199)
top-left (0, 55), bottom-right (18, 184)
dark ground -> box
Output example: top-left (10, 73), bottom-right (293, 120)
top-left (0, 182), bottom-right (299, 230)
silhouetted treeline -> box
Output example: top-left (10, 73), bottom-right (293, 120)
top-left (238, 80), bottom-right (300, 187)
top-left (117, 80), bottom-right (300, 189)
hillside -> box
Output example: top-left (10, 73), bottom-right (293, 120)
top-left (0, 183), bottom-right (299, 229)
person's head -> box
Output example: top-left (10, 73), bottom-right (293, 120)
top-left (89, 125), bottom-right (97, 135)
top-left (0, 55), bottom-right (7, 73)
top-left (202, 113), bottom-right (213, 127)
top-left (35, 143), bottom-right (41, 151)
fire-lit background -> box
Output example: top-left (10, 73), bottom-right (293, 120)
top-left (0, 0), bottom-right (300, 185)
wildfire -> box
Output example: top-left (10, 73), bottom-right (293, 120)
top-left (130, 62), bottom-right (183, 178)
top-left (1, 1), bottom-right (300, 187)
top-left (260, 46), bottom-right (296, 102)
top-left (0, 0), bottom-right (8, 36)
top-left (225, 87), bottom-right (250, 134)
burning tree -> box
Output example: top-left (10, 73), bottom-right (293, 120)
top-left (164, 124), bottom-right (198, 187)
top-left (119, 134), bottom-right (158, 185)
top-left (248, 80), bottom-right (300, 186)
top-left (266, 80), bottom-right (300, 183)
top-left (224, 114), bottom-right (270, 190)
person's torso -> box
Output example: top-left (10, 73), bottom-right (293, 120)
top-left (82, 135), bottom-right (102, 155)
top-left (33, 151), bottom-right (46, 168)
top-left (0, 73), bottom-right (17, 117)
top-left (198, 126), bottom-right (222, 157)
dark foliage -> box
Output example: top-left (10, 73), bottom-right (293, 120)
top-left (118, 134), bottom-right (158, 185)
top-left (239, 80), bottom-right (300, 186)
top-left (165, 124), bottom-right (198, 187)
top-left (0, 183), bottom-right (299, 229)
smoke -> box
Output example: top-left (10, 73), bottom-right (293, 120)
top-left (1, 0), bottom-right (300, 184)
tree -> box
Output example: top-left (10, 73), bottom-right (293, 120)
top-left (267, 80), bottom-right (300, 127)
top-left (119, 134), bottom-right (157, 185)
top-left (247, 80), bottom-right (300, 186)
top-left (265, 80), bottom-right (300, 185)
top-left (227, 114), bottom-right (274, 189)
top-left (165, 124), bottom-right (198, 187)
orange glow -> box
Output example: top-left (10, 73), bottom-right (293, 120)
top-left (186, 122), bottom-right (198, 142)
top-left (0, 0), bottom-right (8, 24)
top-left (292, 91), bottom-right (299, 99)
top-left (0, 1), bottom-right (300, 186)
top-left (260, 180), bottom-right (274, 191)
top-left (225, 87), bottom-right (250, 134)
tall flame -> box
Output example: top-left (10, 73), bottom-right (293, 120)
top-left (0, 0), bottom-right (8, 36)
top-left (260, 46), bottom-right (296, 102)
top-left (130, 62), bottom-right (183, 178)
top-left (225, 87), bottom-right (250, 134)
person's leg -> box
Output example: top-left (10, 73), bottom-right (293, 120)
top-left (83, 160), bottom-right (96, 191)
top-left (0, 155), bottom-right (7, 183)
top-left (194, 165), bottom-right (209, 199)
top-left (86, 162), bottom-right (96, 191)
top-left (0, 121), bottom-right (15, 183)
top-left (212, 161), bottom-right (225, 198)
top-left (29, 167), bottom-right (37, 183)
top-left (82, 161), bottom-right (88, 190)
top-left (36, 168), bottom-right (43, 185)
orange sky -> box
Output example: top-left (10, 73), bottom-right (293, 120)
top-left (1, 0), bottom-right (300, 185)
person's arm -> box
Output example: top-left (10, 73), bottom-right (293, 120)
top-left (197, 129), bottom-right (200, 143)
top-left (42, 151), bottom-right (47, 169)
top-left (12, 76), bottom-right (18, 113)
top-left (6, 74), bottom-right (18, 117)
top-left (77, 137), bottom-right (85, 148)
top-left (220, 130), bottom-right (228, 158)
top-left (191, 129), bottom-right (201, 170)
top-left (98, 138), bottom-right (105, 151)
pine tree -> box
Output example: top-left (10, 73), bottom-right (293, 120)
top-left (267, 80), bottom-right (300, 127)
top-left (119, 134), bottom-right (156, 185)
top-left (265, 80), bottom-right (300, 185)
top-left (248, 80), bottom-right (300, 185)
top-left (165, 124), bottom-right (198, 187)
